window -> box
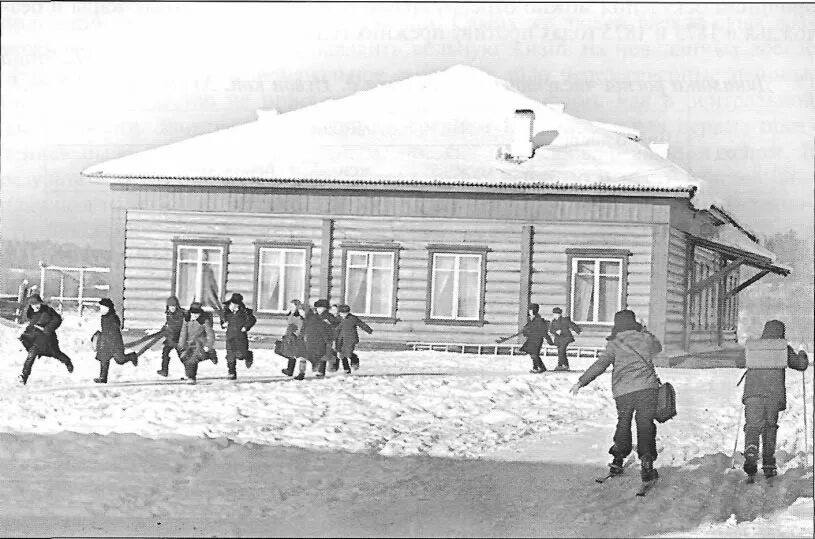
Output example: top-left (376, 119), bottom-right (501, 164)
top-left (172, 240), bottom-right (229, 311)
top-left (566, 249), bottom-right (630, 325)
top-left (342, 245), bottom-right (399, 319)
top-left (425, 247), bottom-right (487, 324)
top-left (254, 242), bottom-right (311, 314)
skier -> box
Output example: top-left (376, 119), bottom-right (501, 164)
top-left (336, 304), bottom-right (373, 374)
top-left (736, 320), bottom-right (808, 480)
top-left (220, 292), bottom-right (257, 380)
top-left (569, 309), bottom-right (662, 487)
top-left (157, 296), bottom-right (185, 378)
top-left (549, 307), bottom-right (582, 371)
top-left (93, 298), bottom-right (138, 384)
top-left (292, 300), bottom-right (333, 381)
top-left (18, 294), bottom-right (74, 385)
top-left (178, 302), bottom-right (216, 385)
top-left (520, 303), bottom-right (555, 373)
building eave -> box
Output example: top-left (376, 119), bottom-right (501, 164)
top-left (84, 172), bottom-right (697, 198)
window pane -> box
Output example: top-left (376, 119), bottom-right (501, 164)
top-left (200, 262), bottom-right (221, 310)
top-left (576, 261), bottom-right (595, 276)
top-left (599, 261), bottom-right (620, 275)
top-left (598, 275), bottom-right (619, 323)
top-left (258, 265), bottom-right (281, 311)
top-left (431, 268), bottom-right (454, 318)
top-left (573, 273), bottom-right (595, 322)
top-left (284, 265), bottom-right (305, 307)
top-left (202, 248), bottom-right (221, 264)
top-left (177, 261), bottom-right (197, 307)
top-left (369, 268), bottom-right (392, 315)
top-left (346, 266), bottom-right (367, 313)
top-left (457, 268), bottom-right (480, 318)
top-left (285, 250), bottom-right (305, 266)
top-left (348, 253), bottom-right (367, 267)
top-left (434, 255), bottom-right (455, 271)
top-left (260, 249), bottom-right (281, 266)
top-left (371, 253), bottom-right (393, 269)
top-left (459, 255), bottom-right (480, 272)
top-left (178, 247), bottom-right (199, 262)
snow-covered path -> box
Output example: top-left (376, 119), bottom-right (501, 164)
top-left (0, 318), bottom-right (812, 536)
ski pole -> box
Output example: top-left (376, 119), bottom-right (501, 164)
top-left (730, 407), bottom-right (742, 469)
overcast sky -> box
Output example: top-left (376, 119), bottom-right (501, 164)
top-left (1, 2), bottom-right (813, 248)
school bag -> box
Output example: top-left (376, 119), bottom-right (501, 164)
top-left (744, 338), bottom-right (788, 369)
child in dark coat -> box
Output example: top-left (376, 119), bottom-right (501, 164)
top-left (293, 300), bottom-right (333, 381)
top-left (736, 320), bottom-right (808, 479)
top-left (93, 298), bottom-right (137, 383)
top-left (157, 296), bottom-right (185, 377)
top-left (178, 302), bottom-right (216, 385)
top-left (520, 303), bottom-right (555, 373)
top-left (549, 307), bottom-right (582, 371)
top-left (18, 294), bottom-right (74, 385)
top-left (336, 304), bottom-right (373, 374)
top-left (220, 293), bottom-right (257, 380)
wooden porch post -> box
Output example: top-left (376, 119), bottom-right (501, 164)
top-left (518, 225), bottom-right (533, 332)
top-left (716, 257), bottom-right (725, 347)
top-left (110, 207), bottom-right (127, 323)
top-left (682, 237), bottom-right (695, 353)
top-left (320, 218), bottom-right (334, 301)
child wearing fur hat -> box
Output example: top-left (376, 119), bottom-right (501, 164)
top-left (157, 296), bottom-right (185, 378)
top-left (220, 292), bottom-right (257, 380)
top-left (178, 302), bottom-right (216, 384)
top-left (18, 294), bottom-right (74, 385)
top-left (93, 298), bottom-right (138, 384)
top-left (336, 304), bottom-right (373, 374)
top-left (291, 300), bottom-right (333, 381)
top-left (735, 320), bottom-right (808, 480)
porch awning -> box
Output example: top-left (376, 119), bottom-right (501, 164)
top-left (690, 222), bottom-right (791, 277)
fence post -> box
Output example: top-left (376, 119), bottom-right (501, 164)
top-left (78, 267), bottom-right (85, 317)
top-left (58, 274), bottom-right (65, 314)
top-left (39, 262), bottom-right (46, 299)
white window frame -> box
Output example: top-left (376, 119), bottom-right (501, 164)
top-left (429, 252), bottom-right (484, 321)
top-left (344, 250), bottom-right (395, 317)
top-left (175, 244), bottom-right (225, 308)
top-left (256, 247), bottom-right (308, 314)
top-left (569, 257), bottom-right (623, 325)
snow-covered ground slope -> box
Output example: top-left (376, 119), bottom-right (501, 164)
top-left (0, 316), bottom-right (812, 537)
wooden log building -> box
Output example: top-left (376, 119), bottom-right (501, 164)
top-left (83, 66), bottom-right (789, 358)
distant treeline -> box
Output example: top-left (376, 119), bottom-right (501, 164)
top-left (741, 229), bottom-right (815, 349)
top-left (2, 239), bottom-right (111, 269)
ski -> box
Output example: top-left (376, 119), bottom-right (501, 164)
top-left (635, 478), bottom-right (657, 497)
top-left (595, 472), bottom-right (624, 484)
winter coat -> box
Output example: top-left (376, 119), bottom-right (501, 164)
top-left (520, 315), bottom-right (554, 353)
top-left (221, 306), bottom-right (257, 354)
top-left (549, 316), bottom-right (582, 346)
top-left (735, 346), bottom-right (808, 411)
top-left (336, 314), bottom-right (373, 351)
top-left (178, 313), bottom-right (215, 360)
top-left (321, 311), bottom-right (341, 341)
top-left (578, 329), bottom-right (662, 399)
top-left (96, 311), bottom-right (125, 361)
top-left (162, 303), bottom-right (186, 347)
top-left (299, 311), bottom-right (333, 363)
top-left (20, 304), bottom-right (64, 358)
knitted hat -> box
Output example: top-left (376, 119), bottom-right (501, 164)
top-left (314, 299), bottom-right (330, 309)
top-left (760, 320), bottom-right (786, 339)
top-left (27, 294), bottom-right (43, 305)
top-left (529, 303), bottom-right (540, 315)
top-left (338, 304), bottom-right (351, 313)
top-left (98, 298), bottom-right (115, 310)
top-left (188, 302), bottom-right (204, 314)
top-left (552, 307), bottom-right (563, 314)
top-left (166, 296), bottom-right (180, 308)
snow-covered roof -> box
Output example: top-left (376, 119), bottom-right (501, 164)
top-left (82, 65), bottom-right (700, 194)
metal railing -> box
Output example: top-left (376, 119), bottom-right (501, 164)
top-left (37, 262), bottom-right (111, 315)
top-left (409, 342), bottom-right (603, 358)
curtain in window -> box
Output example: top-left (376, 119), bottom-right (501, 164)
top-left (177, 262), bottom-right (197, 307)
top-left (573, 261), bottom-right (595, 322)
top-left (457, 256), bottom-right (480, 319)
top-left (346, 266), bottom-right (367, 313)
top-left (284, 250), bottom-right (306, 307)
top-left (431, 255), bottom-right (455, 318)
top-left (200, 249), bottom-right (221, 311)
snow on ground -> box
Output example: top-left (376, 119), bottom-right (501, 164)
top-left (1, 315), bottom-right (812, 536)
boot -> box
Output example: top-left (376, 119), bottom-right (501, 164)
top-left (763, 466), bottom-right (777, 479)
top-left (640, 457), bottom-right (658, 482)
top-left (281, 368), bottom-right (293, 377)
top-left (65, 359), bottom-right (74, 373)
top-left (245, 352), bottom-right (253, 369)
top-left (18, 374), bottom-right (27, 386)
top-left (187, 378), bottom-right (197, 385)
top-left (157, 369), bottom-right (169, 377)
top-left (609, 456), bottom-right (625, 476)
top-left (93, 377), bottom-right (107, 384)
top-left (294, 360), bottom-right (307, 380)
top-left (744, 444), bottom-right (759, 477)
top-left (128, 353), bottom-right (138, 367)
top-left (227, 373), bottom-right (237, 381)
